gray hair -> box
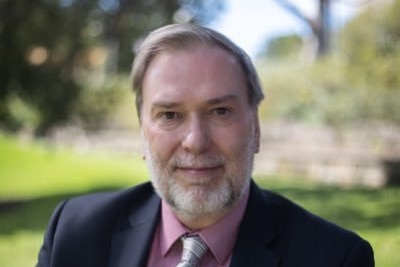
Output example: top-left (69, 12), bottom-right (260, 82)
top-left (131, 23), bottom-right (264, 119)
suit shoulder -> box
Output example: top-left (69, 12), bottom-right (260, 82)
top-left (38, 182), bottom-right (161, 266)
top-left (255, 185), bottom-right (370, 248)
top-left (65, 182), bottom-right (155, 208)
top-left (245, 183), bottom-right (374, 266)
top-left (57, 182), bottom-right (158, 228)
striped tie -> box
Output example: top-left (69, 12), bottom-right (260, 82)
top-left (176, 235), bottom-right (208, 267)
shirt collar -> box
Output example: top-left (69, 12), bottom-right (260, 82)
top-left (159, 200), bottom-right (188, 256)
top-left (159, 183), bottom-right (250, 265)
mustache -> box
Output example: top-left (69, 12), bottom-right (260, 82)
top-left (171, 155), bottom-right (225, 168)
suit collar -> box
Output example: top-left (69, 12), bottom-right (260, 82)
top-left (109, 189), bottom-right (161, 267)
top-left (230, 180), bottom-right (280, 267)
top-left (107, 181), bottom-right (281, 267)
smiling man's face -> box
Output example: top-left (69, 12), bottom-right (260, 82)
top-left (140, 46), bottom-right (260, 227)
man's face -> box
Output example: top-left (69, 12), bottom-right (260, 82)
top-left (141, 46), bottom-right (260, 221)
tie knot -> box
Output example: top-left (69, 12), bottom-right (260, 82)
top-left (176, 235), bottom-right (208, 267)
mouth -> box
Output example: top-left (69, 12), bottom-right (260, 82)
top-left (175, 165), bottom-right (223, 178)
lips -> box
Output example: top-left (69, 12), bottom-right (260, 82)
top-left (178, 166), bottom-right (220, 171)
top-left (175, 165), bottom-right (223, 178)
top-left (172, 156), bottom-right (225, 178)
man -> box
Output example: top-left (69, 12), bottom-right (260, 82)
top-left (37, 24), bottom-right (374, 267)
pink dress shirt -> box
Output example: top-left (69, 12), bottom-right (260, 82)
top-left (146, 184), bottom-right (250, 267)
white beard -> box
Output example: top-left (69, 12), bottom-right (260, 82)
top-left (143, 138), bottom-right (255, 222)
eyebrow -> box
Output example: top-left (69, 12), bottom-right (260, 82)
top-left (206, 94), bottom-right (240, 105)
top-left (151, 102), bottom-right (180, 109)
top-left (150, 94), bottom-right (240, 112)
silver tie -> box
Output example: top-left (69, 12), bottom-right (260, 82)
top-left (176, 235), bottom-right (208, 267)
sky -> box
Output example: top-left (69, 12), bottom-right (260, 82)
top-left (207, 0), bottom-right (364, 58)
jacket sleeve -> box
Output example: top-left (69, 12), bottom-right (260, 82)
top-left (36, 200), bottom-right (68, 267)
top-left (342, 238), bottom-right (374, 267)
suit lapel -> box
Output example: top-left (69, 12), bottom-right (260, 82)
top-left (108, 181), bottom-right (280, 267)
top-left (109, 192), bottom-right (161, 267)
top-left (230, 181), bottom-right (280, 267)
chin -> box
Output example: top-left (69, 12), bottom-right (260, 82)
top-left (167, 179), bottom-right (236, 216)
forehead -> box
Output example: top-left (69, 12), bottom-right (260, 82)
top-left (142, 46), bottom-right (248, 104)
top-left (148, 45), bottom-right (240, 76)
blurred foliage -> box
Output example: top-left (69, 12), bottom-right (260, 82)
top-left (72, 76), bottom-right (134, 130)
top-left (259, 0), bottom-right (400, 126)
top-left (260, 34), bottom-right (303, 60)
top-left (339, 0), bottom-right (400, 92)
top-left (0, 0), bottom-right (224, 135)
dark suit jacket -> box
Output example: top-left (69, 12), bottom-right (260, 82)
top-left (37, 181), bottom-right (374, 267)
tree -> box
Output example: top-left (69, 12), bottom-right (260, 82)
top-left (0, 0), bottom-right (224, 135)
top-left (340, 0), bottom-right (400, 88)
top-left (273, 0), bottom-right (331, 57)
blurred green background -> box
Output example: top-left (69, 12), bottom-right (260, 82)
top-left (1, 0), bottom-right (400, 266)
top-left (1, 134), bottom-right (399, 266)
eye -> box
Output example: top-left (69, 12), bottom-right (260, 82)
top-left (213, 107), bottom-right (230, 115)
top-left (161, 111), bottom-right (178, 120)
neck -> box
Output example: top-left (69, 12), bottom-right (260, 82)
top-left (173, 209), bottom-right (230, 230)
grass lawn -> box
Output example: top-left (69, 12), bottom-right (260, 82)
top-left (1, 133), bottom-right (399, 266)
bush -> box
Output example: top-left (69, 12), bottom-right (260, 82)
top-left (258, 0), bottom-right (400, 126)
top-left (73, 76), bottom-right (138, 130)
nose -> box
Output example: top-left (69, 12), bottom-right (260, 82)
top-left (181, 116), bottom-right (210, 154)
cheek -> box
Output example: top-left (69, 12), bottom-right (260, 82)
top-left (143, 127), bottom-right (180, 161)
top-left (213, 128), bottom-right (251, 157)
